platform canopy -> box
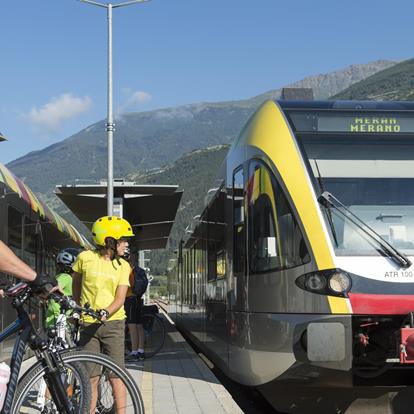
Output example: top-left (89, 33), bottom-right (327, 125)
top-left (55, 181), bottom-right (183, 250)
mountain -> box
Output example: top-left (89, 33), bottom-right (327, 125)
top-left (332, 58), bottom-right (414, 100)
top-left (248, 59), bottom-right (396, 105)
top-left (7, 60), bottom-right (396, 195)
top-left (127, 145), bottom-right (230, 274)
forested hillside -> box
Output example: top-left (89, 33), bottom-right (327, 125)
top-left (332, 59), bottom-right (414, 100)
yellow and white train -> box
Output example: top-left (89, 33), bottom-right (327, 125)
top-left (168, 99), bottom-right (414, 411)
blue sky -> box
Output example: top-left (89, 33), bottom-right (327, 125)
top-left (0, 0), bottom-right (412, 163)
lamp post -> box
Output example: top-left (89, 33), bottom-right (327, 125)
top-left (79, 0), bottom-right (150, 216)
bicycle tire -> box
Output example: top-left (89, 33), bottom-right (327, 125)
top-left (61, 350), bottom-right (144, 413)
top-left (11, 359), bottom-right (90, 413)
top-left (143, 313), bottom-right (166, 358)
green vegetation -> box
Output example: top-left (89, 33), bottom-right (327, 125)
top-left (127, 145), bottom-right (229, 274)
top-left (148, 275), bottom-right (168, 299)
top-left (332, 59), bottom-right (414, 101)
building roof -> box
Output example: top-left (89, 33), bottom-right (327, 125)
top-left (55, 182), bottom-right (183, 250)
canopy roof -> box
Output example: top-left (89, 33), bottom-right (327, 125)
top-left (55, 182), bottom-right (183, 250)
top-left (0, 163), bottom-right (91, 248)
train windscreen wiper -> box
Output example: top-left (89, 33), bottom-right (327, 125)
top-left (318, 191), bottom-right (412, 269)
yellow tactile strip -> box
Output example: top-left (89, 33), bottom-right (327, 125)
top-left (141, 358), bottom-right (153, 414)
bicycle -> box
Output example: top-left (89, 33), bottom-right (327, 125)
top-left (1, 282), bottom-right (145, 414)
top-left (0, 282), bottom-right (91, 414)
top-left (124, 303), bottom-right (165, 359)
top-left (45, 292), bottom-right (146, 414)
top-left (141, 305), bottom-right (166, 359)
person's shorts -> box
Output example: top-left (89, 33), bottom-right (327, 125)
top-left (78, 319), bottom-right (125, 377)
top-left (125, 296), bottom-right (143, 324)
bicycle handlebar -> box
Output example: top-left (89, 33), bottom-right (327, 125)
top-left (4, 282), bottom-right (104, 322)
top-left (48, 293), bottom-right (102, 320)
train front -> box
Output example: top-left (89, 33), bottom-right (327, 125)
top-left (285, 101), bottom-right (414, 384)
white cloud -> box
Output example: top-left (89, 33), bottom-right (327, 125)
top-left (129, 91), bottom-right (152, 104)
top-left (117, 89), bottom-right (152, 114)
top-left (24, 93), bottom-right (92, 133)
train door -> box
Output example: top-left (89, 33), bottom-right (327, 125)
top-left (232, 166), bottom-right (248, 311)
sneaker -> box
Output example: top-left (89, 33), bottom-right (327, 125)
top-left (137, 352), bottom-right (145, 361)
top-left (126, 352), bottom-right (138, 361)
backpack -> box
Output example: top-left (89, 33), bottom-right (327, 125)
top-left (132, 266), bottom-right (148, 297)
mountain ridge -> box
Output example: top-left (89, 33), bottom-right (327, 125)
top-left (7, 59), bottom-right (396, 194)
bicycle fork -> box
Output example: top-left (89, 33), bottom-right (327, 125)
top-left (39, 348), bottom-right (74, 414)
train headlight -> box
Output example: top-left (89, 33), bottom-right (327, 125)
top-left (296, 268), bottom-right (352, 297)
top-left (328, 272), bottom-right (351, 294)
top-left (305, 274), bottom-right (326, 292)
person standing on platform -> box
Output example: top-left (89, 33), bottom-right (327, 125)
top-left (124, 248), bottom-right (148, 361)
top-left (72, 216), bottom-right (134, 414)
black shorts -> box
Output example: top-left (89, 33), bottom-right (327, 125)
top-left (125, 296), bottom-right (143, 324)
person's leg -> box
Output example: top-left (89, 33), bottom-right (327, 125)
top-left (110, 377), bottom-right (127, 414)
top-left (128, 323), bottom-right (139, 351)
top-left (78, 323), bottom-right (102, 413)
top-left (101, 320), bottom-right (127, 412)
top-left (125, 296), bottom-right (140, 356)
top-left (89, 376), bottom-right (100, 414)
top-left (136, 298), bottom-right (145, 357)
top-left (137, 323), bottom-right (145, 350)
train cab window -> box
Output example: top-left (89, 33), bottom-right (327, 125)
top-left (233, 168), bottom-right (246, 274)
top-left (247, 161), bottom-right (309, 273)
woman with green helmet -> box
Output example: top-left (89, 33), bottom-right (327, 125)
top-left (72, 215), bottom-right (134, 414)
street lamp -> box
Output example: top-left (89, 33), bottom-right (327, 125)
top-left (79, 0), bottom-right (150, 216)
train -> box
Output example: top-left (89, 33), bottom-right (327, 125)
top-left (168, 99), bottom-right (414, 411)
top-left (0, 161), bottom-right (90, 359)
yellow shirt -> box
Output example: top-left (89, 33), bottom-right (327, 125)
top-left (72, 250), bottom-right (131, 323)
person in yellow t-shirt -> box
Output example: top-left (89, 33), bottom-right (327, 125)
top-left (72, 215), bottom-right (134, 414)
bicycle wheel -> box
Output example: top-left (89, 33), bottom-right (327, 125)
top-left (11, 359), bottom-right (90, 413)
top-left (143, 313), bottom-right (165, 358)
top-left (62, 350), bottom-right (144, 414)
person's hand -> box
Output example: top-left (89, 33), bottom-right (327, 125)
top-left (0, 289), bottom-right (4, 299)
top-left (97, 309), bottom-right (109, 322)
top-left (29, 273), bottom-right (57, 297)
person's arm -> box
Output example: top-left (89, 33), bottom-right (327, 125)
top-left (101, 285), bottom-right (128, 320)
top-left (72, 272), bottom-right (83, 304)
top-left (0, 240), bottom-right (36, 281)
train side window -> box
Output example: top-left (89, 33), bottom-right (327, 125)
top-left (208, 242), bottom-right (217, 281)
top-left (23, 217), bottom-right (37, 268)
top-left (248, 160), bottom-right (310, 273)
top-left (8, 206), bottom-right (23, 257)
top-left (233, 167), bottom-right (246, 275)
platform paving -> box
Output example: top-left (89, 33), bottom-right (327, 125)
top-left (126, 313), bottom-right (244, 414)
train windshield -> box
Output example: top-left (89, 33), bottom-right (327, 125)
top-left (291, 111), bottom-right (414, 257)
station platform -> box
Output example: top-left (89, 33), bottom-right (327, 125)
top-left (126, 313), bottom-right (244, 414)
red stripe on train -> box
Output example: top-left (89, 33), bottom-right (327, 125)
top-left (348, 293), bottom-right (414, 315)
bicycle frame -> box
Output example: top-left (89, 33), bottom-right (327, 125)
top-left (0, 306), bottom-right (34, 414)
top-left (0, 288), bottom-right (75, 414)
